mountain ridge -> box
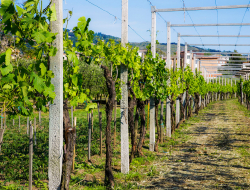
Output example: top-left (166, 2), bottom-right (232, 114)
top-left (65, 29), bottom-right (229, 56)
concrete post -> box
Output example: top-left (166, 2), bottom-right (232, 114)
top-left (176, 33), bottom-right (180, 126)
top-left (149, 6), bottom-right (156, 151)
top-left (241, 82), bottom-right (244, 105)
top-left (219, 77), bottom-right (221, 100)
top-left (49, 0), bottom-right (64, 188)
top-left (166, 22), bottom-right (171, 137)
top-left (193, 54), bottom-right (196, 74)
top-left (149, 97), bottom-right (155, 151)
top-left (190, 50), bottom-right (193, 70)
top-left (184, 42), bottom-right (187, 68)
top-left (216, 77), bottom-right (218, 101)
top-left (231, 78), bottom-right (232, 99)
top-left (120, 0), bottom-right (129, 173)
top-left (167, 22), bottom-right (171, 69)
top-left (183, 42), bottom-right (187, 119)
top-left (205, 69), bottom-right (207, 82)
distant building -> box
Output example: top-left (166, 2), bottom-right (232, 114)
top-left (138, 50), bottom-right (147, 57)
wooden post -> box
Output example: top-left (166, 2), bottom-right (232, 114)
top-left (27, 117), bottom-right (29, 135)
top-left (1, 108), bottom-right (3, 129)
top-left (39, 109), bottom-right (41, 126)
top-left (91, 109), bottom-right (94, 133)
top-left (71, 106), bottom-right (73, 128)
top-left (0, 128), bottom-right (4, 153)
top-left (88, 113), bottom-right (91, 161)
top-left (72, 117), bottom-right (76, 171)
top-left (74, 117), bottom-right (77, 127)
top-left (19, 116), bottom-right (20, 132)
top-left (34, 118), bottom-right (37, 146)
top-left (147, 100), bottom-right (150, 130)
top-left (114, 100), bottom-right (117, 145)
top-left (99, 112), bottom-right (102, 155)
top-left (160, 101), bottom-right (164, 143)
top-left (29, 121), bottom-right (33, 190)
top-left (4, 111), bottom-right (6, 130)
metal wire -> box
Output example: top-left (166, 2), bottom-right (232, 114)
top-left (146, 0), bottom-right (186, 43)
top-left (180, 0), bottom-right (204, 47)
top-left (235, 0), bottom-right (250, 48)
top-left (215, 0), bottom-right (221, 51)
top-left (85, 0), bottom-right (147, 42)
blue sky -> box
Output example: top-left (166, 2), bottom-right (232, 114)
top-left (12, 0), bottom-right (250, 53)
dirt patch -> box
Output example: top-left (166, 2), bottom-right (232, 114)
top-left (137, 100), bottom-right (250, 189)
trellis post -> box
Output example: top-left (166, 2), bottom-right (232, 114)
top-left (166, 22), bottom-right (171, 137)
top-left (184, 42), bottom-right (187, 67)
top-left (120, 0), bottom-right (129, 173)
top-left (149, 6), bottom-right (156, 151)
top-left (48, 0), bottom-right (64, 188)
top-left (176, 33), bottom-right (181, 126)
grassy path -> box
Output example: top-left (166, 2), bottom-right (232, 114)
top-left (138, 99), bottom-right (250, 189)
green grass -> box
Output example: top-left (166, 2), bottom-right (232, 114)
top-left (0, 101), bottom-right (211, 189)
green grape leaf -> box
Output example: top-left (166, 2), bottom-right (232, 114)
top-left (40, 63), bottom-right (47, 76)
top-left (0, 64), bottom-right (13, 76)
top-left (5, 48), bottom-right (11, 65)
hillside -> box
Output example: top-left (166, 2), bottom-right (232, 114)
top-left (66, 29), bottom-right (225, 55)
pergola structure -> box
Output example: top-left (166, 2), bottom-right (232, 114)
top-left (149, 3), bottom-right (250, 151)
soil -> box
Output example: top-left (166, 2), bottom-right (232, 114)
top-left (138, 99), bottom-right (250, 189)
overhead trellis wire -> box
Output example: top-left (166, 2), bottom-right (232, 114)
top-left (180, 0), bottom-right (205, 47)
top-left (215, 0), bottom-right (221, 51)
top-left (146, 0), bottom-right (186, 43)
top-left (235, 0), bottom-right (250, 48)
top-left (85, 0), bottom-right (147, 42)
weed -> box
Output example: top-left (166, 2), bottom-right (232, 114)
top-left (126, 172), bottom-right (144, 182)
top-left (147, 165), bottom-right (158, 177)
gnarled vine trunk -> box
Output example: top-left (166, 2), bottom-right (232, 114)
top-left (137, 100), bottom-right (146, 156)
top-left (154, 99), bottom-right (160, 152)
top-left (61, 99), bottom-right (76, 190)
top-left (170, 98), bottom-right (176, 134)
top-left (194, 93), bottom-right (200, 115)
top-left (188, 95), bottom-right (192, 119)
top-left (101, 65), bottom-right (115, 188)
top-left (128, 81), bottom-right (137, 162)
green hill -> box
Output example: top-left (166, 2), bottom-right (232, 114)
top-left (66, 29), bottom-right (225, 56)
